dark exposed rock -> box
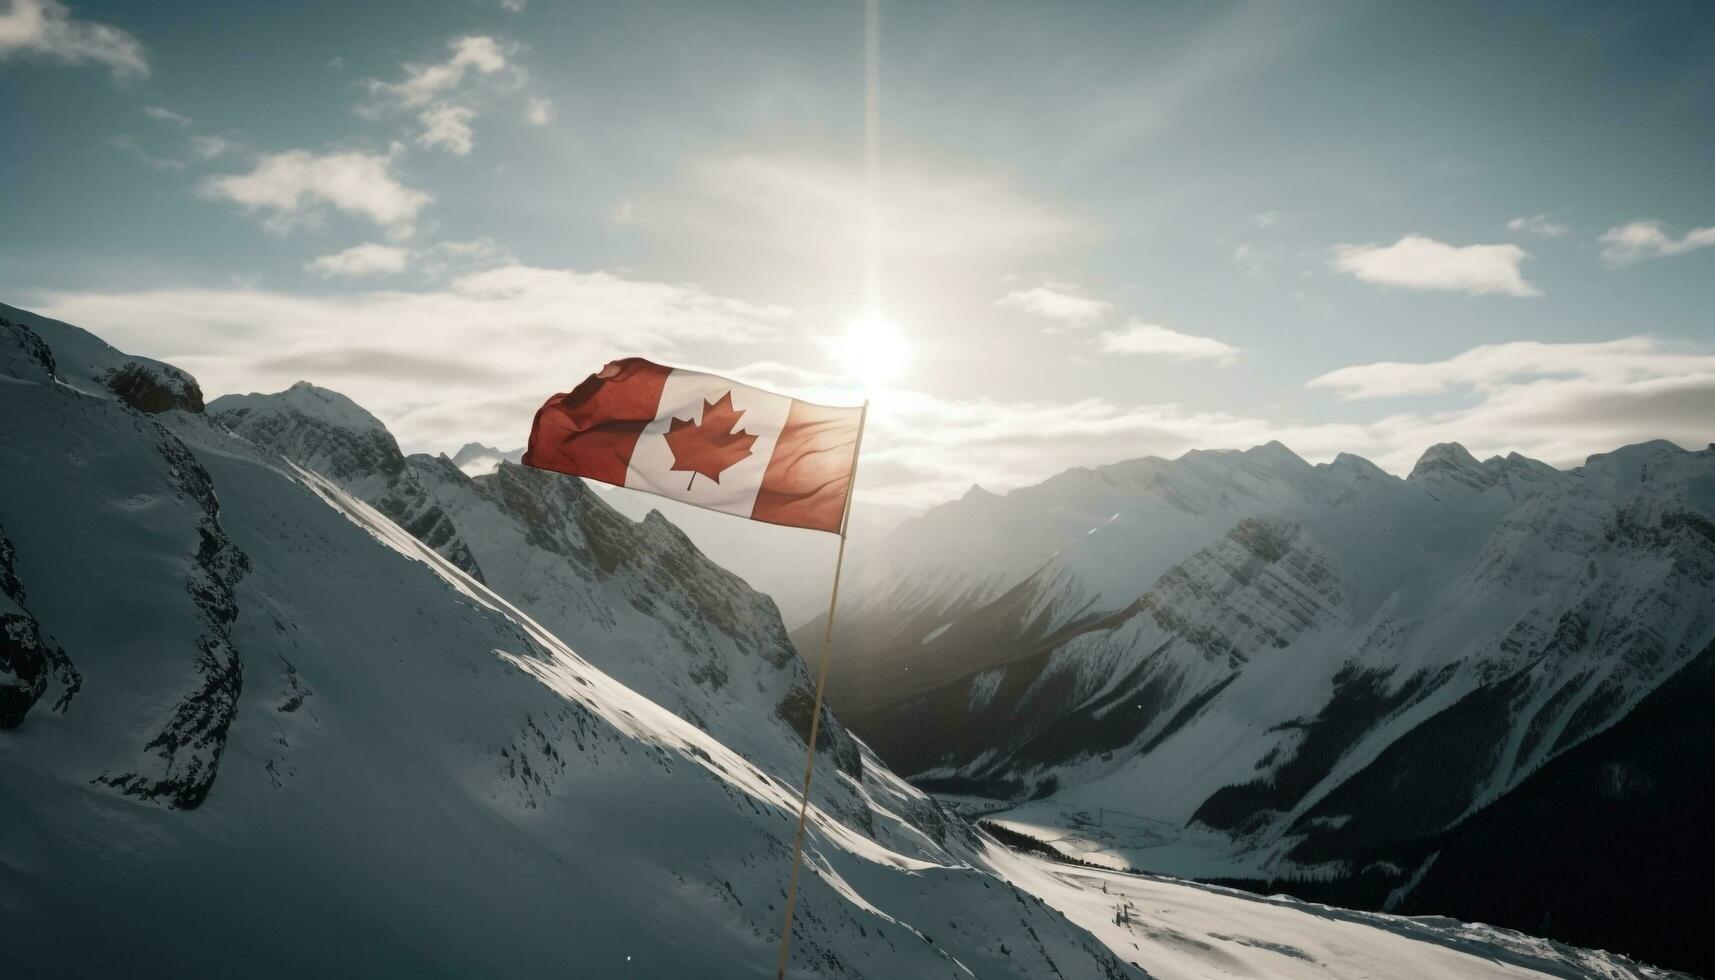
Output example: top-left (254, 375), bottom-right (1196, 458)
top-left (102, 361), bottom-right (205, 414)
top-left (775, 684), bottom-right (861, 778)
top-left (92, 432), bottom-right (248, 809)
top-left (276, 656), bottom-right (311, 713)
top-left (0, 315), bottom-right (58, 381)
top-left (0, 524), bottom-right (81, 729)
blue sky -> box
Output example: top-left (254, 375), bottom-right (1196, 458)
top-left (3, 0), bottom-right (1713, 508)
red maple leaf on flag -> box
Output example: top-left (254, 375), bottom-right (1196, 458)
top-left (663, 391), bottom-right (758, 489)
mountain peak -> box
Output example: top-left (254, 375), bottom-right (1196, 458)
top-left (209, 383), bottom-right (403, 483)
top-left (455, 440), bottom-right (499, 458)
top-left (1412, 441), bottom-right (1478, 468)
top-left (1321, 451), bottom-right (1393, 485)
top-left (1180, 441), bottom-right (1311, 474)
top-left (1407, 442), bottom-right (1569, 499)
top-left (212, 381), bottom-right (389, 437)
top-left (450, 442), bottom-right (524, 476)
top-left (1578, 439), bottom-right (1703, 490)
top-left (1407, 442), bottom-right (1485, 487)
top-left (1251, 439), bottom-right (1298, 458)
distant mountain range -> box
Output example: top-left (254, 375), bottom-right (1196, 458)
top-left (796, 433), bottom-right (1715, 973)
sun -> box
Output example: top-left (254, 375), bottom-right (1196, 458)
top-left (839, 315), bottom-right (911, 390)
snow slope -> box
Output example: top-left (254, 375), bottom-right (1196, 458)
top-left (0, 306), bottom-right (1137, 978)
top-left (988, 848), bottom-right (1688, 980)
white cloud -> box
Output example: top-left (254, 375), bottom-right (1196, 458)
top-left (0, 0), bottom-right (147, 79)
top-left (1303, 336), bottom-right (1715, 474)
top-left (366, 35), bottom-right (508, 109)
top-left (1096, 320), bottom-right (1240, 365)
top-left (361, 35), bottom-right (525, 156)
top-left (1330, 234), bottom-right (1538, 297)
top-left (305, 237), bottom-right (514, 280)
top-left (33, 266), bottom-right (791, 453)
top-left (995, 283), bottom-right (1110, 327)
top-left (1506, 213), bottom-right (1567, 237)
top-left (416, 237), bottom-right (515, 278)
top-left (199, 149), bottom-right (431, 234)
top-left (1598, 220), bottom-right (1715, 266)
top-left (416, 104), bottom-right (478, 155)
top-left (525, 96), bottom-right (553, 125)
top-left (188, 135), bottom-right (231, 159)
top-left (1249, 210), bottom-right (1280, 229)
top-left (1308, 336), bottom-right (1715, 401)
top-left (142, 105), bottom-right (190, 127)
top-left (305, 242), bottom-right (411, 279)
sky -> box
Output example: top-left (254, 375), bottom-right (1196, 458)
top-left (4, 0), bottom-right (1714, 512)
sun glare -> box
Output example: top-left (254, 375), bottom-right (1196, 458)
top-left (840, 315), bottom-right (911, 390)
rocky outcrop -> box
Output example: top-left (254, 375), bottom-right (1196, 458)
top-left (102, 361), bottom-right (205, 414)
top-left (0, 524), bottom-right (82, 728)
top-left (92, 431), bottom-right (250, 809)
top-left (1, 314), bottom-right (58, 381)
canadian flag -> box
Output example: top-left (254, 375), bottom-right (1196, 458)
top-left (523, 358), bottom-right (864, 535)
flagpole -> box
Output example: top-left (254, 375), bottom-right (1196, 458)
top-left (774, 399), bottom-right (867, 980)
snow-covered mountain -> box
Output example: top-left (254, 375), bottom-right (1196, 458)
top-left (449, 440), bottom-right (523, 476)
top-left (0, 304), bottom-right (1141, 977)
top-left (1, 302), bottom-right (1690, 978)
top-left (208, 378), bottom-right (871, 801)
top-left (799, 438), bottom-right (1715, 974)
